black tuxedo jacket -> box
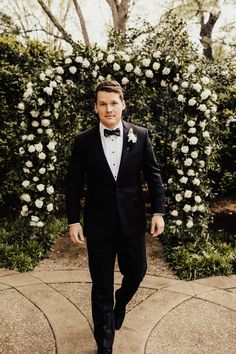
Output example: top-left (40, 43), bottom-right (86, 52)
top-left (66, 120), bottom-right (165, 239)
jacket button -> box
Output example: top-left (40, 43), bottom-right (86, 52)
top-left (116, 187), bottom-right (120, 191)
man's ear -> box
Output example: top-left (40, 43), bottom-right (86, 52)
top-left (122, 100), bottom-right (126, 110)
top-left (94, 102), bottom-right (98, 113)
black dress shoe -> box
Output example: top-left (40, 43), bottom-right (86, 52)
top-left (114, 303), bottom-right (126, 330)
top-left (97, 347), bottom-right (112, 354)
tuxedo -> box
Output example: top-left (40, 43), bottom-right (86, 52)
top-left (66, 120), bottom-right (165, 350)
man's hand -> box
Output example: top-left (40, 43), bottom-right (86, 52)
top-left (150, 214), bottom-right (165, 237)
top-left (69, 224), bottom-right (85, 244)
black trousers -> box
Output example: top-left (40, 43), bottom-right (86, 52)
top-left (86, 230), bottom-right (147, 349)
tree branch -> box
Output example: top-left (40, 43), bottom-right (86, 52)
top-left (72, 0), bottom-right (90, 46)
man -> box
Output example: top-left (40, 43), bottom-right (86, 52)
top-left (66, 80), bottom-right (165, 354)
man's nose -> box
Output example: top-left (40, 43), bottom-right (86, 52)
top-left (106, 104), bottom-right (112, 112)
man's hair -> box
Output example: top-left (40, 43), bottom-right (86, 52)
top-left (95, 80), bottom-right (124, 102)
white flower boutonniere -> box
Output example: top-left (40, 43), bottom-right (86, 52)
top-left (127, 127), bottom-right (137, 144)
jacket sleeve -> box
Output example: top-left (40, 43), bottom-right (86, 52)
top-left (142, 129), bottom-right (165, 214)
top-left (65, 135), bottom-right (86, 224)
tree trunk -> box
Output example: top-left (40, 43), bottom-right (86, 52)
top-left (106, 0), bottom-right (131, 32)
top-left (72, 0), bottom-right (90, 46)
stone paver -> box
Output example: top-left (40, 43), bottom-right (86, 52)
top-left (0, 269), bottom-right (235, 354)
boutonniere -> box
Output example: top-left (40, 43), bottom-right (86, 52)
top-left (127, 127), bottom-right (137, 151)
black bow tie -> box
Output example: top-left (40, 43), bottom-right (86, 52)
top-left (104, 128), bottom-right (120, 137)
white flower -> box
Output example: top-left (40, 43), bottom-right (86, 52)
top-left (47, 203), bottom-right (54, 212)
top-left (50, 80), bottom-right (57, 88)
top-left (177, 94), bottom-right (185, 102)
top-left (65, 57), bottom-right (72, 64)
top-left (176, 220), bottom-right (183, 226)
top-left (32, 121), bottom-right (39, 127)
top-left (189, 136), bottom-right (198, 145)
top-left (145, 70), bottom-right (153, 78)
top-left (39, 72), bottom-right (46, 81)
top-left (189, 127), bottom-right (196, 134)
top-left (186, 219), bottom-right (193, 228)
top-left (198, 204), bottom-right (205, 212)
top-left (171, 141), bottom-right (178, 150)
top-left (31, 215), bottom-right (39, 222)
top-left (177, 169), bottom-right (184, 175)
top-left (37, 128), bottom-right (43, 134)
top-left (175, 193), bottom-right (183, 202)
top-left (188, 64), bottom-right (196, 73)
top-left (35, 143), bottom-right (43, 152)
top-left (187, 120), bottom-right (195, 127)
top-left (45, 68), bottom-right (53, 77)
top-left (122, 77), bottom-right (129, 85)
top-left (36, 221), bottom-right (44, 228)
top-left (134, 67), bottom-right (142, 76)
top-left (211, 93), bottom-right (217, 101)
top-left (153, 62), bottom-right (160, 71)
top-left (25, 161), bottom-right (33, 168)
top-left (107, 54), bottom-right (115, 63)
top-left (27, 134), bottom-right (35, 141)
top-left (69, 66), bottom-right (77, 74)
top-left (181, 146), bottom-right (189, 153)
top-left (193, 177), bottom-right (200, 186)
top-left (211, 105), bottom-right (217, 113)
top-left (28, 145), bottom-right (36, 153)
top-left (122, 53), bottom-right (130, 61)
top-left (47, 141), bottom-right (57, 151)
top-left (21, 205), bottom-right (28, 216)
top-left (194, 195), bottom-right (201, 203)
top-left (37, 184), bottom-right (45, 192)
top-left (168, 178), bottom-right (173, 184)
top-left (201, 76), bottom-right (210, 85)
top-left (43, 111), bottom-right (51, 117)
top-left (184, 158), bottom-right (192, 166)
top-left (125, 63), bottom-right (133, 72)
top-left (205, 146), bottom-right (212, 155)
top-left (184, 190), bottom-right (192, 198)
top-left (56, 66), bottom-right (64, 74)
top-left (142, 58), bottom-right (151, 67)
top-left (39, 167), bottom-right (46, 174)
top-left (162, 67), bottom-right (170, 75)
top-left (97, 52), bottom-right (104, 60)
top-left (201, 89), bottom-right (211, 100)
top-left (153, 51), bottom-right (161, 58)
top-left (38, 152), bottom-right (46, 160)
top-left (172, 85), bottom-right (178, 92)
top-left (127, 128), bottom-right (137, 144)
top-left (113, 63), bottom-right (120, 71)
top-left (35, 199), bottom-right (44, 208)
top-left (23, 87), bottom-right (33, 99)
top-left (51, 155), bottom-right (57, 162)
top-left (160, 80), bottom-right (167, 87)
top-left (183, 204), bottom-right (191, 212)
top-left (33, 176), bottom-right (39, 182)
top-left (23, 168), bottom-right (30, 173)
top-left (46, 128), bottom-right (54, 137)
top-left (48, 164), bottom-right (55, 171)
top-left (188, 98), bottom-right (197, 106)
top-left (47, 186), bottom-right (54, 194)
top-left (171, 210), bottom-right (178, 216)
top-left (75, 56), bottom-right (83, 63)
top-left (191, 205), bottom-right (198, 212)
top-left (18, 102), bottom-right (25, 110)
top-left (83, 58), bottom-right (90, 68)
top-left (191, 151), bottom-right (198, 159)
top-left (38, 98), bottom-right (45, 106)
top-left (192, 83), bottom-right (202, 92)
top-left (181, 81), bottom-right (189, 88)
top-left (198, 104), bottom-right (207, 112)
top-left (42, 119), bottom-right (50, 127)
top-left (43, 87), bottom-right (53, 95)
top-left (203, 131), bottom-right (210, 138)
top-left (174, 74), bottom-right (180, 82)
top-left (21, 193), bottom-right (31, 202)
top-left (20, 121), bottom-right (26, 128)
top-left (22, 180), bottom-right (30, 188)
top-left (180, 176), bottom-right (188, 184)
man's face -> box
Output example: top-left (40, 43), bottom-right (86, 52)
top-left (95, 91), bottom-right (125, 129)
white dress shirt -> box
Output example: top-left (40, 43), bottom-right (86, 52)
top-left (99, 121), bottom-right (123, 181)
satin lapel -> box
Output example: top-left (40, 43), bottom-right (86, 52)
top-left (117, 121), bottom-right (131, 182)
top-left (88, 125), bottom-right (115, 183)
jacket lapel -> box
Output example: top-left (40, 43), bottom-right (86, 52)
top-left (117, 121), bottom-right (131, 182)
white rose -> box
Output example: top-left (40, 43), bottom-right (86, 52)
top-left (32, 121), bottom-right (39, 127)
top-left (177, 94), bottom-right (185, 102)
top-left (31, 215), bottom-right (39, 222)
top-left (142, 58), bottom-right (151, 67)
top-left (191, 151), bottom-right (198, 159)
top-left (189, 137), bottom-right (198, 145)
top-left (153, 62), bottom-right (160, 71)
top-left (180, 176), bottom-right (188, 184)
top-left (113, 63), bottom-right (120, 71)
top-left (107, 54), bottom-right (115, 63)
top-left (34, 143), bottom-right (43, 152)
top-left (201, 89), bottom-right (211, 100)
top-left (39, 167), bottom-right (46, 174)
top-left (125, 63), bottom-right (133, 72)
top-left (27, 134), bottom-right (35, 141)
top-left (205, 146), bottom-right (212, 155)
top-left (211, 105), bottom-right (217, 113)
top-left (203, 131), bottom-right (210, 138)
top-left (28, 145), bottom-right (35, 153)
top-left (47, 141), bottom-right (57, 151)
top-left (189, 127), bottom-right (196, 134)
top-left (171, 141), bottom-right (178, 150)
top-left (18, 102), bottom-right (25, 110)
top-left (50, 80), bottom-right (57, 88)
top-left (193, 177), bottom-right (200, 186)
top-left (75, 56), bottom-right (83, 63)
top-left (198, 204), bottom-right (205, 212)
top-left (184, 190), bottom-right (192, 198)
top-left (145, 70), bottom-right (153, 78)
top-left (184, 158), bottom-right (192, 166)
top-left (35, 199), bottom-right (44, 208)
top-left (69, 66), bottom-right (77, 74)
top-left (175, 193), bottom-right (183, 202)
top-left (122, 53), bottom-right (130, 61)
top-left (191, 205), bottom-right (198, 212)
top-left (47, 203), bottom-right (54, 212)
top-left (22, 180), bottom-right (30, 188)
top-left (201, 76), bottom-right (210, 85)
top-left (39, 72), bottom-right (46, 81)
top-left (211, 93), bottom-right (217, 101)
top-left (188, 98), bottom-right (197, 106)
top-left (168, 178), bottom-right (173, 184)
top-left (172, 85), bottom-right (178, 92)
top-left (97, 52), bottom-right (104, 61)
top-left (65, 57), bottom-right (72, 64)
top-left (183, 204), bottom-right (191, 212)
top-left (47, 186), bottom-right (54, 194)
top-left (162, 67), bottom-right (170, 75)
top-left (25, 161), bottom-right (33, 168)
top-left (161, 80), bottom-right (167, 87)
top-left (122, 77), bottom-right (129, 85)
top-left (38, 152), bottom-right (46, 160)
top-left (46, 128), bottom-right (54, 137)
top-left (153, 51), bottom-right (161, 58)
top-left (186, 219), bottom-right (193, 228)
top-left (45, 68), bottom-right (53, 77)
top-left (192, 83), bottom-right (202, 92)
top-left (20, 121), bottom-right (26, 128)
top-left (199, 160), bottom-right (205, 167)
top-left (181, 146), bottom-right (189, 153)
top-left (134, 67), bottom-right (142, 76)
top-left (56, 66), bottom-right (64, 74)
top-left (194, 195), bottom-right (201, 203)
top-left (37, 128), bottom-right (43, 134)
top-left (48, 164), bottom-right (55, 171)
top-left (37, 221), bottom-right (44, 228)
top-left (171, 210), bottom-right (178, 217)
top-left (187, 120), bottom-right (195, 127)
top-left (38, 98), bottom-right (45, 105)
top-left (33, 176), bottom-right (39, 182)
top-left (37, 184), bottom-right (45, 192)
top-left (188, 64), bottom-right (196, 73)
top-left (198, 104), bottom-right (207, 112)
top-left (82, 59), bottom-right (90, 68)
top-left (43, 111), bottom-right (51, 117)
top-left (42, 119), bottom-right (50, 127)
top-left (174, 74), bottom-right (180, 82)
top-left (177, 169), bottom-right (184, 175)
top-left (21, 205), bottom-right (28, 216)
top-left (43, 87), bottom-right (53, 95)
top-left (176, 220), bottom-right (183, 226)
top-left (21, 193), bottom-right (31, 202)
top-left (181, 81), bottom-right (189, 88)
